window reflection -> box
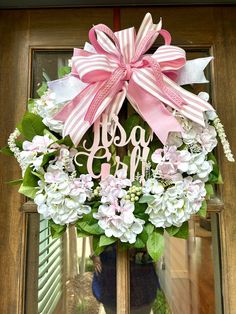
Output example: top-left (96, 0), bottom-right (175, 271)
top-left (158, 213), bottom-right (222, 314)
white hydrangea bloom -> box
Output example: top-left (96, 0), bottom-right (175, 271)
top-left (167, 132), bottom-right (183, 147)
top-left (196, 124), bottom-right (217, 154)
top-left (187, 153), bottom-right (213, 181)
top-left (34, 166), bottom-right (93, 225)
top-left (19, 135), bottom-right (55, 171)
top-left (53, 147), bottom-right (77, 172)
top-left (143, 178), bottom-right (164, 195)
top-left (99, 169), bottom-right (131, 203)
top-left (33, 90), bottom-right (65, 134)
top-left (145, 177), bottom-right (206, 228)
top-left (93, 200), bottom-right (145, 244)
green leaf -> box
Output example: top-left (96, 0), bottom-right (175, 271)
top-left (31, 171), bottom-right (44, 181)
top-left (58, 66), bottom-right (71, 78)
top-left (23, 166), bottom-right (39, 187)
top-left (93, 159), bottom-right (102, 175)
top-left (139, 195), bottom-right (155, 204)
top-left (92, 236), bottom-right (106, 256)
top-left (55, 135), bottom-right (74, 148)
top-left (37, 81), bottom-right (48, 97)
top-left (18, 166), bottom-right (40, 198)
top-left (21, 112), bottom-right (47, 141)
top-left (138, 228), bottom-right (148, 243)
top-left (165, 225), bottom-right (180, 236)
top-left (41, 152), bottom-right (57, 167)
top-left (205, 183), bottom-right (214, 198)
top-left (77, 230), bottom-right (90, 237)
top-left (6, 179), bottom-right (23, 185)
top-left (43, 129), bottom-right (58, 141)
top-left (123, 113), bottom-right (141, 137)
top-left (99, 235), bottom-right (116, 247)
top-left (134, 237), bottom-right (146, 249)
top-left (132, 180), bottom-right (142, 187)
top-left (198, 200), bottom-right (207, 218)
top-left (207, 152), bottom-right (223, 184)
top-left (217, 172), bottom-right (223, 184)
top-left (133, 203), bottom-right (148, 220)
top-left (144, 223), bottom-right (154, 236)
top-left (123, 155), bottom-right (130, 166)
top-left (146, 231), bottom-right (164, 262)
top-left (0, 146), bottom-right (14, 156)
top-left (27, 98), bottom-right (36, 112)
top-left (77, 221), bottom-right (104, 235)
top-left (173, 221), bottom-right (189, 239)
top-left (49, 220), bottom-right (66, 238)
top-left (18, 184), bottom-right (37, 198)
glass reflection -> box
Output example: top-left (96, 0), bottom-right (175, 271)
top-left (157, 213), bottom-right (222, 314)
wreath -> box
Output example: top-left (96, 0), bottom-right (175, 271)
top-left (3, 13), bottom-right (234, 261)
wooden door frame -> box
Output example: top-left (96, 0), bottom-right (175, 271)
top-left (0, 6), bottom-right (236, 313)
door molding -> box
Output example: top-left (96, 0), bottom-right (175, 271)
top-left (1, 0), bottom-right (236, 9)
top-left (0, 7), bottom-right (236, 313)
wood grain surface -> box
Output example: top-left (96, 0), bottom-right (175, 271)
top-left (0, 6), bottom-right (236, 314)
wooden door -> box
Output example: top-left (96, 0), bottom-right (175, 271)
top-left (0, 6), bottom-right (236, 314)
top-left (119, 7), bottom-right (236, 314)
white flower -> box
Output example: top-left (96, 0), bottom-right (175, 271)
top-left (71, 174), bottom-right (94, 199)
top-left (34, 168), bottom-right (92, 225)
top-left (182, 122), bottom-right (203, 145)
top-left (100, 169), bottom-right (131, 203)
top-left (198, 92), bottom-right (209, 102)
top-left (166, 146), bottom-right (191, 173)
top-left (44, 165), bottom-right (69, 183)
top-left (94, 200), bottom-right (145, 244)
top-left (22, 135), bottom-right (54, 153)
top-left (151, 149), bottom-right (164, 163)
top-left (145, 178), bottom-right (207, 228)
top-left (167, 132), bottom-right (183, 147)
top-left (33, 90), bottom-right (65, 134)
top-left (54, 147), bottom-right (77, 172)
top-left (143, 178), bottom-right (164, 195)
top-left (187, 153), bottom-right (213, 181)
top-left (196, 125), bottom-right (217, 153)
top-left (18, 135), bottom-right (56, 171)
top-left (42, 117), bottom-right (64, 134)
top-left (206, 110), bottom-right (217, 121)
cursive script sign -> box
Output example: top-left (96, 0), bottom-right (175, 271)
top-left (75, 113), bottom-right (153, 181)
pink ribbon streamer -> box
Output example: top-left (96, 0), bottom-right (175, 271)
top-left (53, 13), bottom-right (214, 146)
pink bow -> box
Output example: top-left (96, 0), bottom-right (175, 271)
top-left (53, 13), bottom-right (213, 146)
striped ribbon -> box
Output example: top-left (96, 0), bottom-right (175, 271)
top-left (53, 13), bottom-right (214, 146)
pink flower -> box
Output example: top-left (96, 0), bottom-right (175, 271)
top-left (23, 135), bottom-right (54, 153)
top-left (100, 169), bottom-right (131, 203)
top-left (44, 165), bottom-right (68, 183)
top-left (166, 146), bottom-right (191, 172)
top-left (157, 162), bottom-right (178, 178)
top-left (151, 149), bottom-right (164, 163)
top-left (197, 125), bottom-right (217, 153)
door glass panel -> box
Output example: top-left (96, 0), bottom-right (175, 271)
top-left (30, 49), bottom-right (118, 314)
top-left (128, 50), bottom-right (223, 314)
top-left (28, 49), bottom-right (223, 314)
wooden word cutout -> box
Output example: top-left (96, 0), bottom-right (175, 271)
top-left (75, 113), bottom-right (153, 181)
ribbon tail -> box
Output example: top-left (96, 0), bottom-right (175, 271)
top-left (104, 82), bottom-right (128, 123)
top-left (175, 56), bottom-right (213, 86)
top-left (127, 79), bottom-right (182, 144)
top-left (48, 75), bottom-right (88, 104)
top-left (61, 83), bottom-right (126, 146)
top-left (54, 84), bottom-right (95, 122)
top-left (163, 75), bottom-right (214, 126)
